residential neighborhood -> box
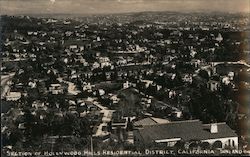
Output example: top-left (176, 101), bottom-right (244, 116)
top-left (1, 10), bottom-right (250, 156)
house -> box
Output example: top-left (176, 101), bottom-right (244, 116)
top-left (18, 123), bottom-right (26, 130)
top-left (140, 80), bottom-right (153, 88)
top-left (32, 101), bottom-right (45, 109)
top-left (190, 49), bottom-right (197, 58)
top-left (69, 45), bottom-right (77, 50)
top-left (99, 57), bottom-right (112, 68)
top-left (105, 72), bottom-right (112, 80)
top-left (49, 84), bottom-right (64, 95)
top-left (126, 131), bottom-right (134, 145)
top-left (207, 80), bottom-right (220, 91)
top-left (140, 97), bottom-right (152, 108)
top-left (134, 120), bottom-right (238, 149)
top-left (6, 92), bottom-right (21, 101)
top-left (116, 57), bottom-right (127, 66)
top-left (123, 81), bottom-right (130, 89)
top-left (222, 76), bottom-right (230, 85)
top-left (111, 118), bottom-right (127, 133)
top-left (172, 109), bottom-right (182, 119)
top-left (67, 82), bottom-right (80, 96)
top-left (82, 82), bottom-right (93, 92)
top-left (228, 72), bottom-right (234, 80)
top-left (106, 94), bottom-right (120, 105)
top-left (215, 33), bottom-right (223, 42)
top-left (190, 59), bottom-right (201, 68)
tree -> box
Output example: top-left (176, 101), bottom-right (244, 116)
top-left (23, 109), bottom-right (35, 136)
top-left (198, 70), bottom-right (209, 81)
top-left (59, 113), bottom-right (91, 138)
top-left (9, 129), bottom-right (23, 146)
top-left (188, 140), bottom-right (201, 150)
top-left (174, 140), bottom-right (185, 150)
top-left (200, 142), bottom-right (211, 150)
top-left (212, 141), bottom-right (222, 149)
top-left (220, 83), bottom-right (233, 99)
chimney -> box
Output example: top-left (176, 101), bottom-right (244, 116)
top-left (210, 123), bottom-right (218, 133)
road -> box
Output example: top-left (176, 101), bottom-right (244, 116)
top-left (92, 100), bottom-right (115, 137)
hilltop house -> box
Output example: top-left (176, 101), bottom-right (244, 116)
top-left (134, 120), bottom-right (238, 149)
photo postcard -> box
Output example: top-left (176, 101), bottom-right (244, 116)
top-left (0, 0), bottom-right (250, 156)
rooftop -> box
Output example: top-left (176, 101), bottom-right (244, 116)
top-left (133, 117), bottom-right (170, 127)
top-left (137, 120), bottom-right (237, 143)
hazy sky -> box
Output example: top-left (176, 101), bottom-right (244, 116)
top-left (0, 0), bottom-right (249, 15)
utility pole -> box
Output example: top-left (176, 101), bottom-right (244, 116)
top-left (90, 136), bottom-right (93, 157)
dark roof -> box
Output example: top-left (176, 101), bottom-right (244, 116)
top-left (134, 117), bottom-right (157, 126)
top-left (137, 120), bottom-right (237, 144)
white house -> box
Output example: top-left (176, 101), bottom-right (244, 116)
top-left (99, 57), bottom-right (111, 68)
top-left (49, 84), bottom-right (64, 95)
top-left (6, 92), bottom-right (21, 101)
top-left (134, 120), bottom-right (238, 149)
top-left (207, 80), bottom-right (220, 91)
top-left (215, 33), bottom-right (223, 42)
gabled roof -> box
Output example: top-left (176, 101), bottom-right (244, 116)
top-left (137, 120), bottom-right (237, 144)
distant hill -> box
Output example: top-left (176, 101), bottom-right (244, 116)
top-left (15, 10), bottom-right (248, 20)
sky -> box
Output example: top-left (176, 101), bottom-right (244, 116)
top-left (0, 0), bottom-right (249, 15)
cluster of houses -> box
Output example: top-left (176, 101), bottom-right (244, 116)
top-left (1, 15), bottom-right (249, 152)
